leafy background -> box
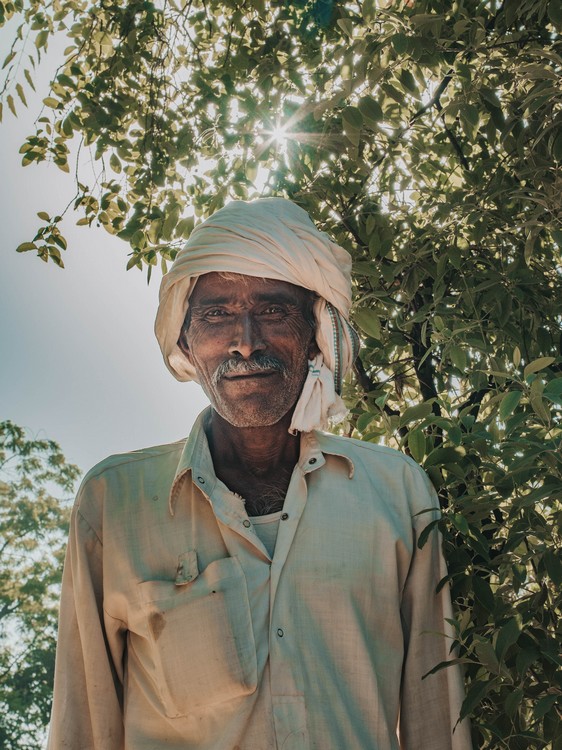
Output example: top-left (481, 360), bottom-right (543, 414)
top-left (0, 422), bottom-right (79, 749)
top-left (1, 0), bottom-right (561, 747)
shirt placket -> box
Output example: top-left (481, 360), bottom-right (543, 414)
top-left (267, 445), bottom-right (325, 750)
top-left (171, 424), bottom-right (326, 750)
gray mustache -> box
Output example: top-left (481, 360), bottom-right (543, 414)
top-left (212, 355), bottom-right (288, 385)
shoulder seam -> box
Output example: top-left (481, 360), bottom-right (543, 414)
top-left (76, 506), bottom-right (103, 547)
top-left (83, 441), bottom-right (186, 482)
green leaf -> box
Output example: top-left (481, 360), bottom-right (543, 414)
top-left (524, 357), bottom-right (555, 379)
top-left (449, 345), bottom-right (467, 371)
top-left (460, 103), bottom-right (479, 127)
top-left (352, 260), bottom-right (377, 277)
top-left (480, 87), bottom-right (501, 109)
top-left (16, 242), bottom-right (37, 252)
top-left (408, 429), bottom-right (425, 462)
top-left (400, 402), bottom-right (433, 426)
top-left (474, 638), bottom-right (500, 674)
top-left (473, 576), bottom-right (495, 614)
top-left (109, 153), bottom-right (122, 174)
top-left (342, 105), bottom-right (363, 131)
top-left (525, 228), bottom-right (538, 264)
top-left (52, 233), bottom-right (67, 251)
top-left (548, 0), bottom-right (562, 26)
top-left (533, 694), bottom-right (558, 721)
top-left (450, 512), bottom-right (469, 536)
top-left (356, 411), bottom-right (374, 432)
top-left (460, 679), bottom-right (492, 721)
top-left (399, 70), bottom-right (418, 95)
top-left (336, 18), bottom-right (354, 37)
top-left (353, 308), bottom-right (380, 339)
top-left (362, 0), bottom-right (376, 22)
top-left (499, 391), bottom-right (522, 420)
top-left (504, 688), bottom-right (523, 719)
top-left (544, 377), bottom-right (562, 405)
top-left (544, 549), bottom-right (562, 585)
top-left (37, 211), bottom-right (50, 221)
top-left (516, 645), bottom-right (540, 675)
top-left (495, 617), bottom-right (521, 661)
top-left (447, 425), bottom-right (462, 446)
top-left (35, 29), bottom-right (49, 49)
top-left (126, 254), bottom-right (141, 271)
top-left (15, 82), bottom-right (27, 106)
top-left (2, 50), bottom-right (16, 69)
top-left (553, 131), bottom-right (562, 163)
top-left (176, 216), bottom-right (195, 239)
top-left (48, 247), bottom-right (65, 267)
top-left (391, 33), bottom-right (408, 54)
top-left (24, 68), bottom-right (36, 91)
top-left (358, 96), bottom-right (383, 125)
top-left (424, 446), bottom-right (466, 467)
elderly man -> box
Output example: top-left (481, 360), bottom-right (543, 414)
top-left (48, 198), bottom-right (471, 749)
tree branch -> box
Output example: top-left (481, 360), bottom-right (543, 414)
top-left (436, 101), bottom-right (471, 172)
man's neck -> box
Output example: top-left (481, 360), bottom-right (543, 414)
top-left (205, 409), bottom-right (300, 515)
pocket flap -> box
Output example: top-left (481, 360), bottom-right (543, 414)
top-left (174, 549), bottom-right (199, 586)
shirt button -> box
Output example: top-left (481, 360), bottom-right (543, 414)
top-left (309, 457), bottom-right (317, 465)
top-left (281, 513), bottom-right (289, 521)
top-left (243, 519), bottom-right (251, 528)
top-left (197, 476), bottom-right (205, 484)
top-left (277, 628), bottom-right (284, 637)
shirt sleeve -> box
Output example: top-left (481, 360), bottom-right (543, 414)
top-left (47, 503), bottom-right (126, 750)
top-left (399, 466), bottom-right (473, 750)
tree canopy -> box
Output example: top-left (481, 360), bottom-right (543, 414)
top-left (2, 0), bottom-right (562, 746)
top-left (0, 421), bottom-right (79, 749)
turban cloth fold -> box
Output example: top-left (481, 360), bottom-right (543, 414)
top-left (155, 198), bottom-right (359, 432)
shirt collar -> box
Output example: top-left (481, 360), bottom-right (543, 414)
top-left (169, 407), bottom-right (216, 516)
top-left (168, 408), bottom-right (355, 515)
top-left (299, 430), bottom-right (355, 479)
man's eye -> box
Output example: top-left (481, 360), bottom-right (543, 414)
top-left (205, 309), bottom-right (229, 319)
top-left (262, 305), bottom-right (285, 315)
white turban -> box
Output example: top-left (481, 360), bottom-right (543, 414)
top-left (155, 198), bottom-right (359, 433)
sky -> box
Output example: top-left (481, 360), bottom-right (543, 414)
top-left (1, 32), bottom-right (209, 480)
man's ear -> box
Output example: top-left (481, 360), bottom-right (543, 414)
top-left (308, 336), bottom-right (320, 361)
top-left (177, 328), bottom-right (192, 361)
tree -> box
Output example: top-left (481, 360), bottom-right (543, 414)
top-left (2, 0), bottom-right (562, 746)
top-left (0, 421), bottom-right (80, 749)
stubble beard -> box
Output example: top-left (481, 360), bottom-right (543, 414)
top-left (207, 354), bottom-right (308, 428)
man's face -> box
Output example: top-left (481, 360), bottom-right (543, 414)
top-left (178, 273), bottom-right (317, 428)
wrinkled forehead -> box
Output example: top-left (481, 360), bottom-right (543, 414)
top-left (189, 271), bottom-right (314, 305)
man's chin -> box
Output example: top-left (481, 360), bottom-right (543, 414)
top-left (210, 401), bottom-right (293, 429)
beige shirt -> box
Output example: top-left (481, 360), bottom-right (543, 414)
top-left (48, 409), bottom-right (472, 750)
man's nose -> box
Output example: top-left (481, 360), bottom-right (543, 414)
top-left (228, 314), bottom-right (265, 359)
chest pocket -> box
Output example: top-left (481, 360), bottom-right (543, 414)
top-left (137, 555), bottom-right (257, 718)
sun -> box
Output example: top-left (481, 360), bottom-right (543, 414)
top-left (270, 123), bottom-right (289, 144)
